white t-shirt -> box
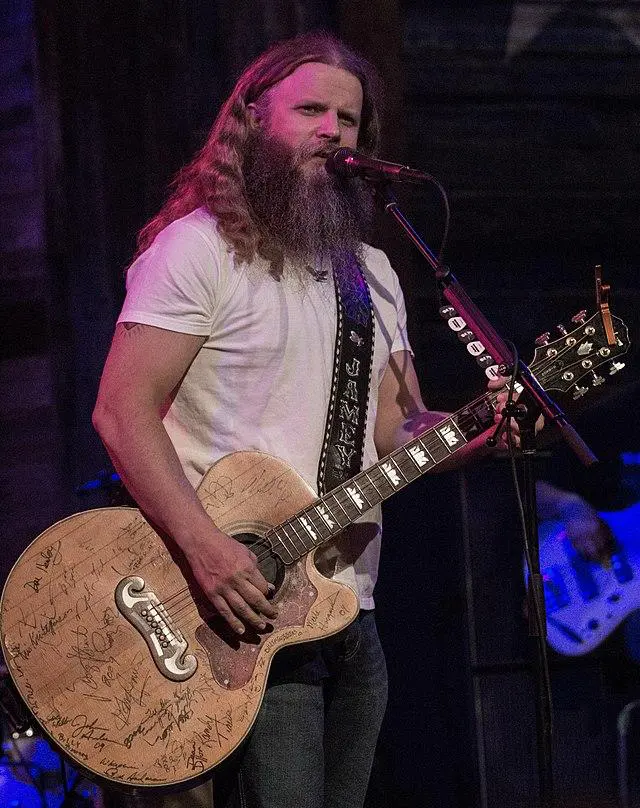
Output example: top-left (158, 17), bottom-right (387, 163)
top-left (118, 208), bottom-right (412, 608)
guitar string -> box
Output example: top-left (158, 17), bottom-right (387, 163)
top-left (157, 387), bottom-right (507, 629)
top-left (117, 333), bottom-right (627, 637)
top-left (143, 332), bottom-right (611, 631)
top-left (168, 326), bottom-right (608, 608)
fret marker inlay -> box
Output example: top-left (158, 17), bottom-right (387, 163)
top-left (408, 445), bottom-right (431, 467)
top-left (317, 505), bottom-right (335, 530)
top-left (436, 422), bottom-right (463, 450)
top-left (300, 516), bottom-right (317, 540)
top-left (381, 462), bottom-right (401, 487)
top-left (346, 486), bottom-right (365, 510)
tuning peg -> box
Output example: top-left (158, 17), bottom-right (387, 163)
top-left (609, 361), bottom-right (625, 375)
top-left (572, 385), bottom-right (589, 400)
top-left (535, 332), bottom-right (551, 347)
top-left (556, 324), bottom-right (568, 336)
top-left (591, 372), bottom-right (605, 386)
top-left (571, 310), bottom-right (588, 326)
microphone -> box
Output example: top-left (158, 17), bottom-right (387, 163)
top-left (326, 148), bottom-right (433, 185)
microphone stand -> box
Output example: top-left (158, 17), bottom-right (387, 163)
top-left (375, 182), bottom-right (597, 808)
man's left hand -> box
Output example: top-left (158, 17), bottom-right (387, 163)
top-left (488, 375), bottom-right (545, 449)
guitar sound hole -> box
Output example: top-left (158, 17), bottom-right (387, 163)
top-left (235, 533), bottom-right (285, 591)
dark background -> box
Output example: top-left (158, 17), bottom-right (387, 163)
top-left (1, 2), bottom-right (639, 806)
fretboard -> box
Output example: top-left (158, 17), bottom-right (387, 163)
top-left (268, 391), bottom-right (498, 565)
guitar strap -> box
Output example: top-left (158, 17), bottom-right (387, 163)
top-left (317, 250), bottom-right (375, 496)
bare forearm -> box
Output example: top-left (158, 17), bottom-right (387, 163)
top-left (92, 402), bottom-right (219, 551)
top-left (375, 352), bottom-right (511, 473)
top-left (390, 408), bottom-right (491, 471)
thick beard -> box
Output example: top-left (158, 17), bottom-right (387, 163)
top-left (242, 129), bottom-right (374, 277)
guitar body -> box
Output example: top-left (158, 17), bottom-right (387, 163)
top-left (532, 502), bottom-right (640, 655)
top-left (0, 451), bottom-right (359, 790)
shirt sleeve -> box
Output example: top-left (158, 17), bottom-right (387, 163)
top-left (118, 216), bottom-right (221, 336)
top-left (363, 244), bottom-right (414, 357)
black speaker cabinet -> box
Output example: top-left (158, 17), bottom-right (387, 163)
top-left (460, 461), bottom-right (621, 808)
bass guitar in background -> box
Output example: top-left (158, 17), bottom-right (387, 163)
top-left (530, 492), bottom-right (640, 657)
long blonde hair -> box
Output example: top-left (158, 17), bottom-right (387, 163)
top-left (135, 32), bottom-right (383, 262)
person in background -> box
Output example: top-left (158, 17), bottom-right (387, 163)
top-left (537, 479), bottom-right (613, 561)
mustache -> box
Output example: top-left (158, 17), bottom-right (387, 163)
top-left (296, 143), bottom-right (339, 163)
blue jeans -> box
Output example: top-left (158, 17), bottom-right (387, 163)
top-left (108, 610), bottom-right (387, 808)
top-left (215, 609), bottom-right (388, 808)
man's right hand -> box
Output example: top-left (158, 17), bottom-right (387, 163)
top-left (183, 529), bottom-right (279, 635)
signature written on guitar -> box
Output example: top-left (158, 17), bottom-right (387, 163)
top-left (35, 541), bottom-right (63, 572)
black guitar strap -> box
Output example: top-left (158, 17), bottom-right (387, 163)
top-left (317, 250), bottom-right (375, 496)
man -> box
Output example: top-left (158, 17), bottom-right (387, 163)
top-left (93, 32), bottom-right (514, 808)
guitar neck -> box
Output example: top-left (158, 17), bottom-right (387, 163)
top-left (269, 391), bottom-right (498, 564)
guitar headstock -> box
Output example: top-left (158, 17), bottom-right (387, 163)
top-left (439, 265), bottom-right (631, 403)
top-left (529, 309), bottom-right (629, 400)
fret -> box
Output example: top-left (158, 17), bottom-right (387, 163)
top-left (277, 523), bottom-right (299, 556)
top-left (453, 395), bottom-right (496, 439)
top-left (473, 394), bottom-right (497, 425)
top-left (369, 464), bottom-right (397, 497)
top-left (451, 408), bottom-right (480, 440)
top-left (325, 491), bottom-right (351, 525)
top-left (314, 501), bottom-right (340, 535)
top-left (332, 486), bottom-right (361, 521)
top-left (271, 527), bottom-right (297, 564)
top-left (354, 473), bottom-right (380, 508)
top-left (345, 480), bottom-right (371, 513)
top-left (382, 454), bottom-right (411, 489)
top-left (304, 505), bottom-right (333, 543)
top-left (299, 512), bottom-right (323, 546)
top-left (393, 454), bottom-right (412, 482)
top-left (363, 469), bottom-right (384, 502)
top-left (421, 433), bottom-right (451, 464)
top-left (287, 519), bottom-right (311, 556)
top-left (390, 452), bottom-right (418, 484)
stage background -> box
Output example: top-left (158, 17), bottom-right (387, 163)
top-left (2, 2), bottom-right (639, 805)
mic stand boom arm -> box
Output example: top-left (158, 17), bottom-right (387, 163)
top-left (376, 182), bottom-right (597, 808)
top-left (376, 183), bottom-right (596, 466)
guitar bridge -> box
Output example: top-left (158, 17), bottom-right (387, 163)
top-left (115, 576), bottom-right (197, 681)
